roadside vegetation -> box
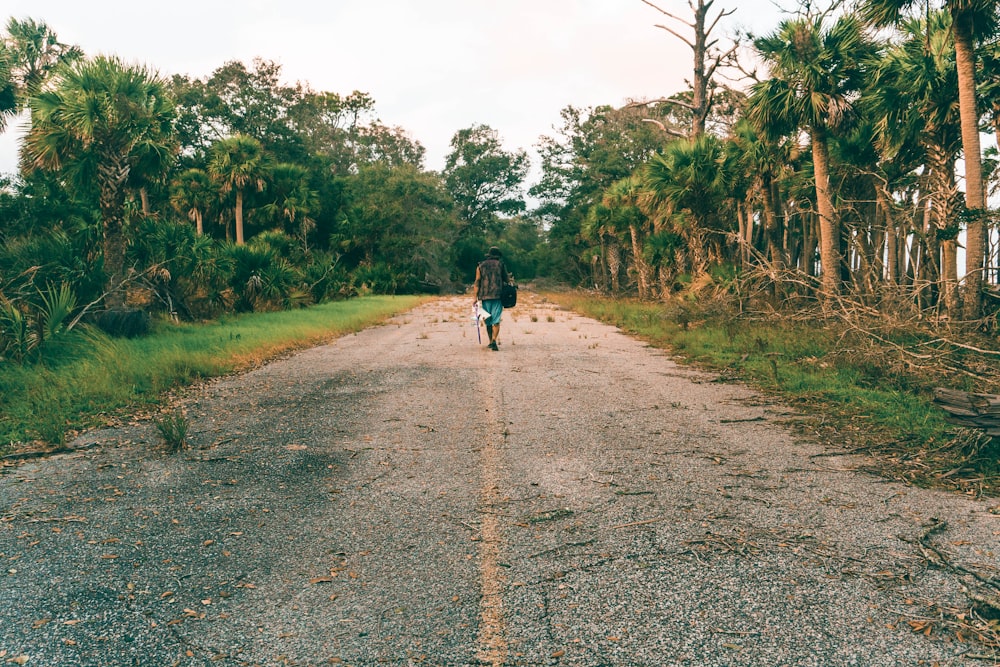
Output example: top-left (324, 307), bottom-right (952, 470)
top-left (549, 289), bottom-right (1000, 497)
top-left (2, 1), bottom-right (1000, 471)
top-left (0, 295), bottom-right (423, 449)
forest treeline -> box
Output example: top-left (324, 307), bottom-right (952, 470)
top-left (1, 0), bottom-right (1000, 364)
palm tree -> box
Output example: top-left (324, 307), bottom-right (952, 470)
top-left (861, 0), bottom-right (998, 318)
top-left (208, 134), bottom-right (267, 245)
top-left (642, 133), bottom-right (731, 277)
top-left (22, 55), bottom-right (176, 311)
top-left (602, 176), bottom-right (655, 299)
top-left (264, 163), bottom-right (319, 251)
top-left (0, 45), bottom-right (16, 130)
top-left (728, 119), bottom-right (792, 277)
top-left (170, 168), bottom-right (214, 235)
top-left (746, 15), bottom-right (874, 297)
top-left (865, 11), bottom-right (964, 314)
top-left (4, 17), bottom-right (83, 106)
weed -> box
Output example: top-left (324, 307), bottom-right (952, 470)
top-left (155, 411), bottom-right (190, 453)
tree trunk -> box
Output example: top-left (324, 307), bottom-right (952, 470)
top-left (195, 209), bottom-right (204, 236)
top-left (629, 224), bottom-right (652, 300)
top-left (877, 187), bottom-right (898, 285)
top-left (690, 0), bottom-right (709, 137)
top-left (140, 187), bottom-right (151, 217)
top-left (98, 156), bottom-right (131, 310)
top-left (607, 239), bottom-right (622, 294)
top-left (810, 129), bottom-right (840, 295)
top-left (927, 147), bottom-right (961, 317)
top-left (235, 190), bottom-right (245, 245)
top-left (952, 13), bottom-right (985, 319)
top-left (762, 175), bottom-right (784, 274)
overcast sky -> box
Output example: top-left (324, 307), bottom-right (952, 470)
top-left (0, 0), bottom-right (788, 175)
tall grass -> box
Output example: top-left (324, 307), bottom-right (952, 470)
top-left (0, 296), bottom-right (424, 447)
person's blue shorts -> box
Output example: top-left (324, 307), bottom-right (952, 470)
top-left (481, 299), bottom-right (503, 325)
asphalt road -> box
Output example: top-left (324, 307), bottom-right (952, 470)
top-left (1, 294), bottom-right (998, 667)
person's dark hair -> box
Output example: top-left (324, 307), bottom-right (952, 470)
top-left (487, 246), bottom-right (502, 258)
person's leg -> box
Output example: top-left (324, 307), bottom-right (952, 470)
top-left (486, 323), bottom-right (494, 341)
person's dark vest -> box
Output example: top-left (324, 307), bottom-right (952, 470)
top-left (478, 258), bottom-right (505, 300)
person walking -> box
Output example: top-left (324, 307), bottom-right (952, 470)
top-left (474, 246), bottom-right (511, 351)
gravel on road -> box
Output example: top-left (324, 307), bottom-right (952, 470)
top-left (1, 293), bottom-right (998, 667)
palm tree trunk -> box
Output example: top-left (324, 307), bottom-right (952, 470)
top-left (877, 187), bottom-right (898, 285)
top-left (952, 14), bottom-right (985, 318)
top-left (235, 190), bottom-right (245, 245)
top-left (927, 147), bottom-right (961, 316)
top-left (810, 129), bottom-right (840, 295)
top-left (629, 224), bottom-right (652, 300)
top-left (98, 156), bottom-right (131, 310)
top-left (607, 239), bottom-right (622, 294)
top-left (762, 176), bottom-right (784, 274)
top-left (195, 209), bottom-right (203, 235)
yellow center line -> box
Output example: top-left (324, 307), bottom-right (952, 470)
top-left (475, 367), bottom-right (508, 666)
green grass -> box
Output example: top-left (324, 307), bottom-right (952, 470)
top-left (546, 292), bottom-right (997, 490)
top-left (0, 296), bottom-right (425, 448)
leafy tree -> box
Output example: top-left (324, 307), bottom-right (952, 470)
top-left (443, 124), bottom-right (529, 235)
top-left (22, 55), bottom-right (176, 311)
top-left (0, 43), bottom-right (16, 130)
top-left (208, 134), bottom-right (268, 245)
top-left (531, 104), bottom-right (671, 283)
top-left (338, 163), bottom-right (459, 292)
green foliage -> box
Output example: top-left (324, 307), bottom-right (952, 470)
top-left (0, 296), bottom-right (424, 447)
top-left (0, 283), bottom-right (80, 363)
top-left (550, 292), bottom-right (953, 450)
top-left (443, 124), bottom-right (529, 234)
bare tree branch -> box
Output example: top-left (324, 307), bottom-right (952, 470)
top-left (641, 118), bottom-right (688, 138)
top-left (655, 23), bottom-right (695, 48)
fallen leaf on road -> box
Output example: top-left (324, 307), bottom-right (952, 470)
top-left (310, 576), bottom-right (335, 584)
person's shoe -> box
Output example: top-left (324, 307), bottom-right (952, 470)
top-left (488, 341), bottom-right (498, 351)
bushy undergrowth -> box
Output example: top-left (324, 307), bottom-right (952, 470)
top-left (548, 290), bottom-right (999, 495)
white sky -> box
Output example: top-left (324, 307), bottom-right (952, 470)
top-left (0, 0), bottom-right (788, 175)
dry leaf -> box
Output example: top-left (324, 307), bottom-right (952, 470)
top-left (310, 576), bottom-right (335, 584)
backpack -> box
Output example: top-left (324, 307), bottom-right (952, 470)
top-left (500, 282), bottom-right (518, 308)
